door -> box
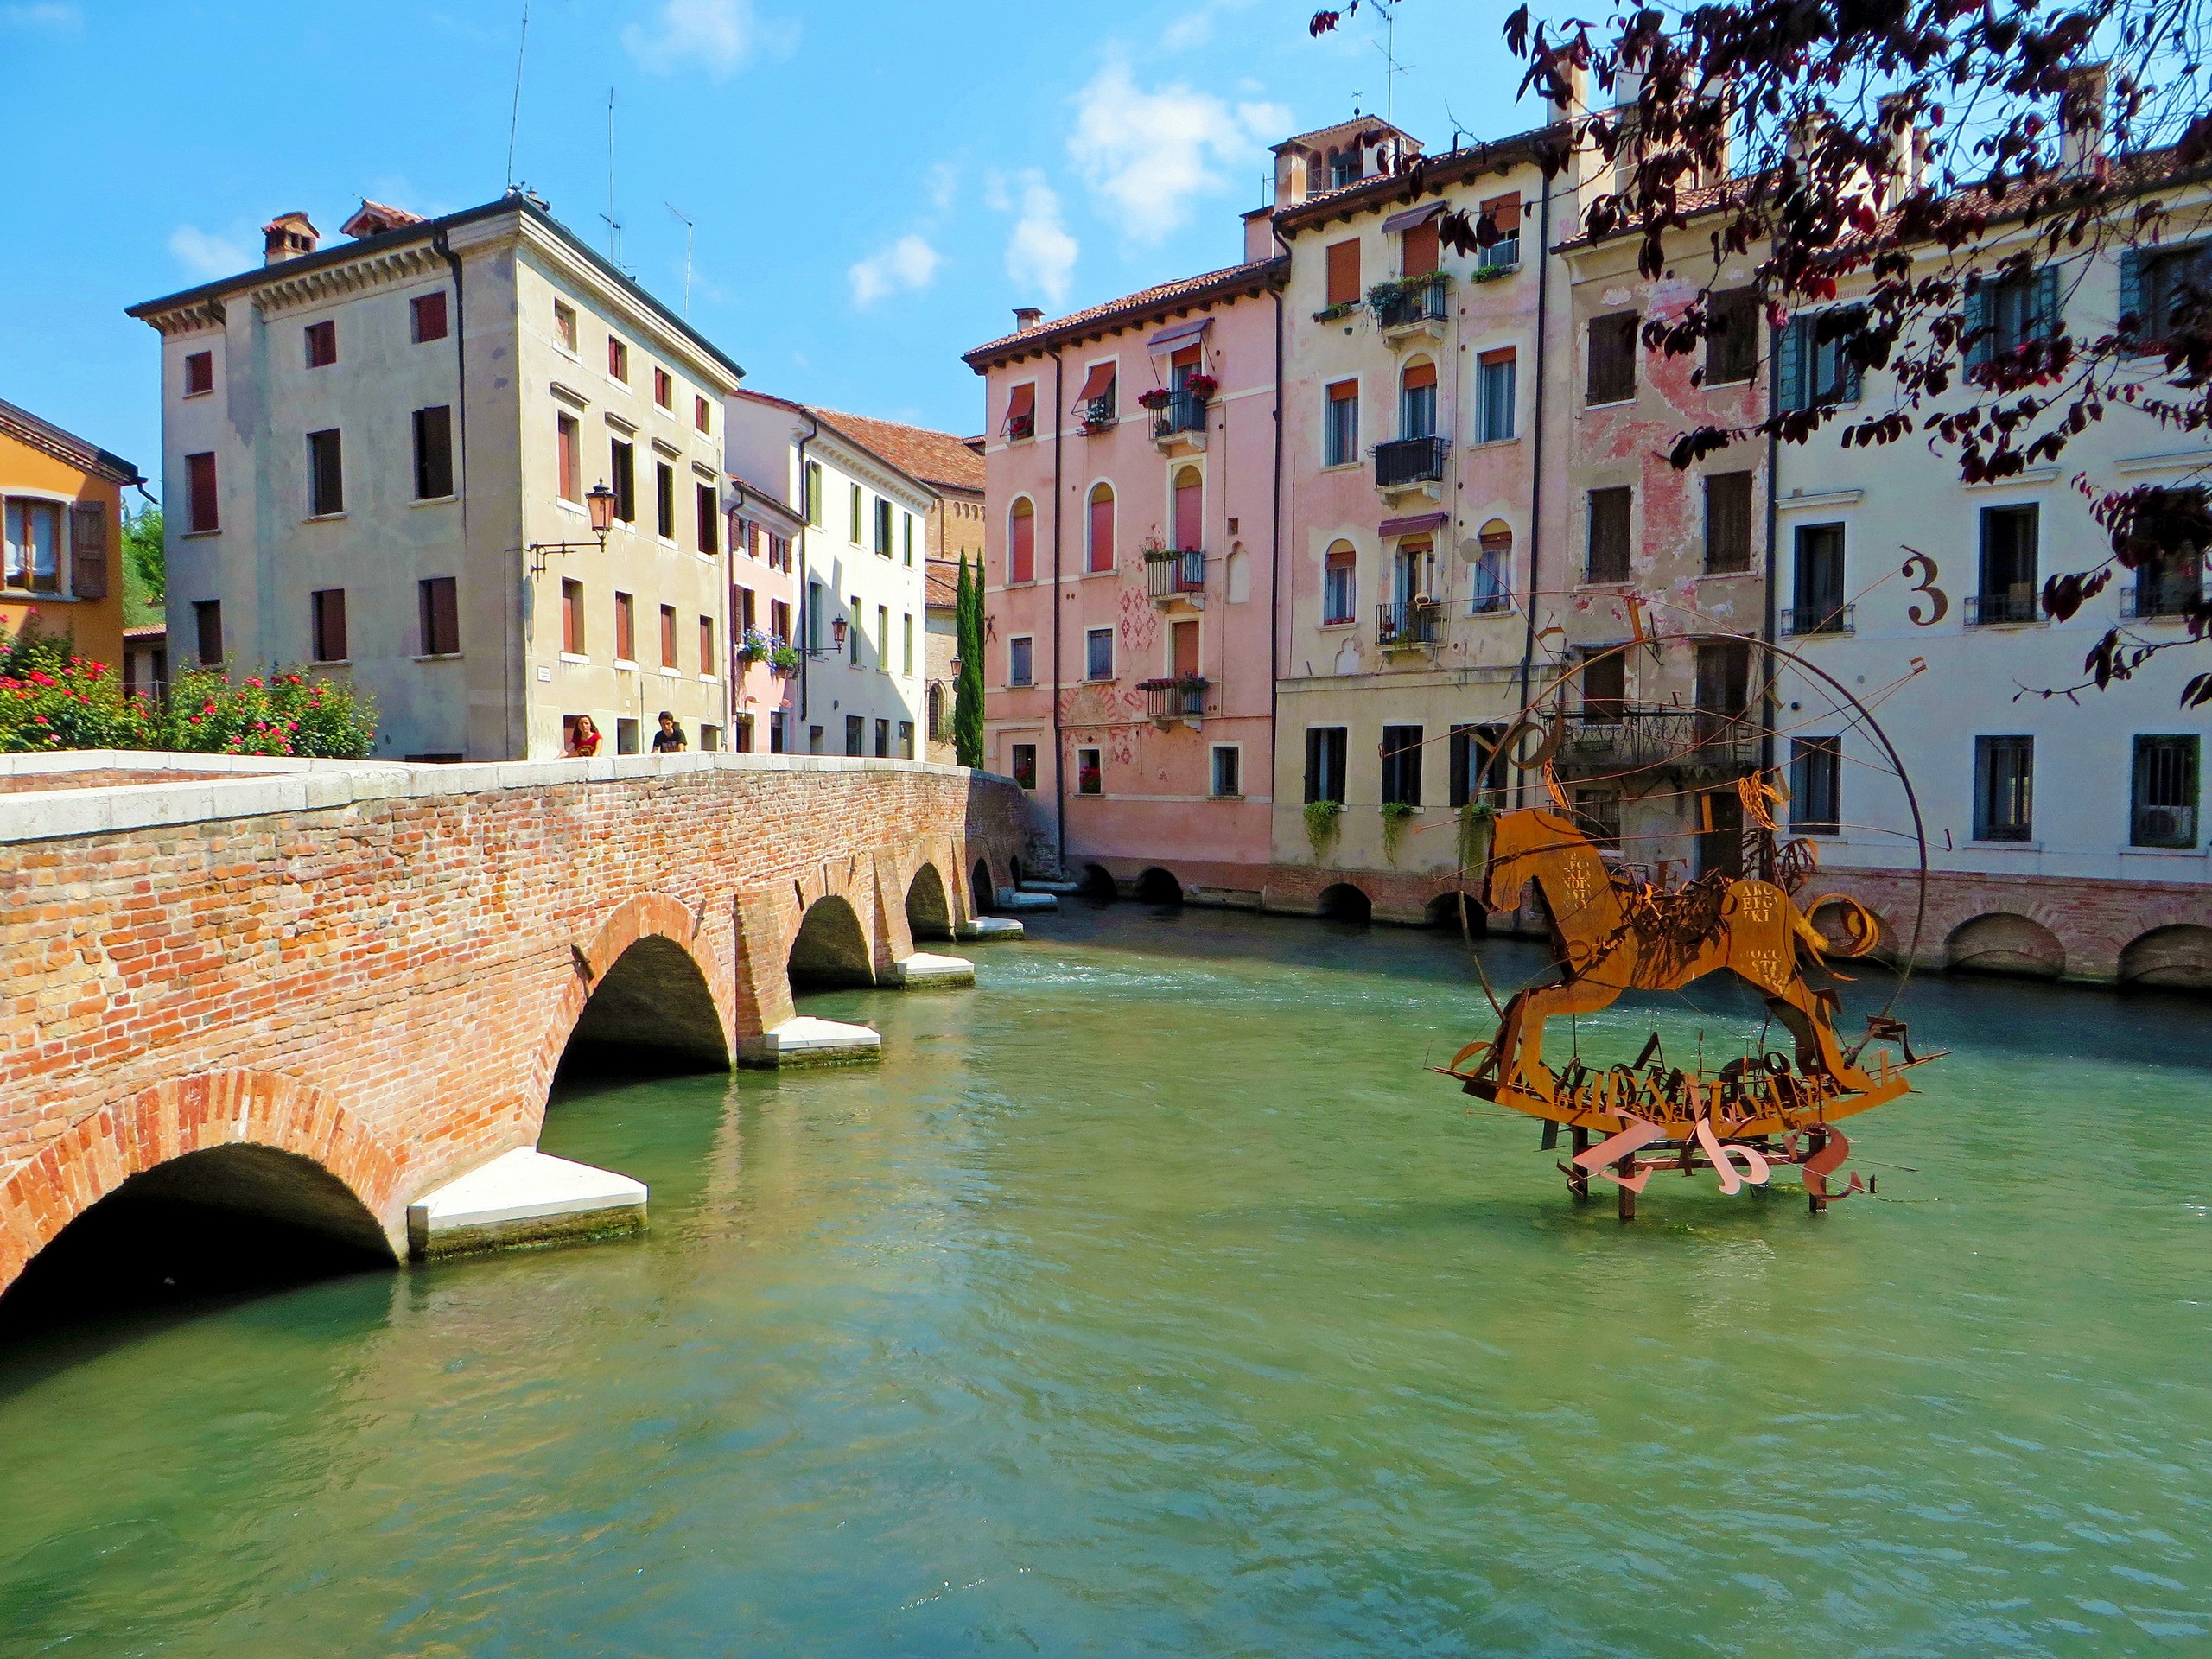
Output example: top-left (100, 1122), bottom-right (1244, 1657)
top-left (1173, 468), bottom-right (1203, 553)
top-left (1170, 620), bottom-right (1199, 680)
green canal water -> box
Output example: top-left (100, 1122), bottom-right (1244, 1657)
top-left (3, 905), bottom-right (2209, 1656)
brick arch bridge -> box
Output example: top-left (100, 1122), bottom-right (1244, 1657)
top-left (0, 753), bottom-right (1027, 1297)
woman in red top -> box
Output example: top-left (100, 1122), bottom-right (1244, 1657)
top-left (565, 715), bottom-right (602, 757)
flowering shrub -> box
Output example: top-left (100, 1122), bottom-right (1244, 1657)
top-left (0, 653), bottom-right (160, 752)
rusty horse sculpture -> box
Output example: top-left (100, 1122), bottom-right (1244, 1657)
top-left (1446, 805), bottom-right (1931, 1213)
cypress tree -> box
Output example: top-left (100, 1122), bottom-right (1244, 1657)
top-left (954, 555), bottom-right (985, 768)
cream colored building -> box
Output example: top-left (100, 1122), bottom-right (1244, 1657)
top-left (130, 194), bottom-right (744, 760)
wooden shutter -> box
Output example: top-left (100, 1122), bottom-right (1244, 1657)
top-left (1325, 239), bottom-right (1361, 307)
top-left (1009, 500), bottom-right (1034, 583)
top-left (1402, 220), bottom-right (1440, 279)
top-left (1964, 283), bottom-right (1993, 371)
top-left (1837, 308), bottom-right (1865, 402)
top-left (1171, 619), bottom-right (1198, 678)
top-left (1173, 471), bottom-right (1203, 551)
top-left (1776, 317), bottom-right (1807, 412)
top-left (1088, 486), bottom-right (1114, 572)
top-left (1402, 359), bottom-right (1437, 390)
top-left (69, 504), bottom-right (108, 599)
top-left (2030, 266), bottom-right (2061, 343)
top-left (188, 451), bottom-right (219, 532)
top-left (2118, 249), bottom-right (2143, 334)
top-left (1588, 313), bottom-right (1637, 403)
top-left (1588, 486), bottom-right (1632, 582)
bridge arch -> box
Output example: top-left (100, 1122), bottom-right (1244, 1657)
top-left (906, 862), bottom-right (954, 941)
top-left (972, 857), bottom-right (995, 915)
top-left (1946, 912), bottom-right (2064, 979)
top-left (542, 894), bottom-right (733, 1088)
top-left (1133, 867), bottom-right (1183, 906)
top-left (1426, 890), bottom-right (1486, 933)
top-left (790, 894), bottom-right (875, 988)
top-left (0, 1070), bottom-right (404, 1302)
top-left (1317, 882), bottom-right (1374, 924)
top-left (1077, 862), bottom-right (1117, 901)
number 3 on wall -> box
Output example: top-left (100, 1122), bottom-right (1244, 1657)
top-left (1901, 550), bottom-right (1948, 626)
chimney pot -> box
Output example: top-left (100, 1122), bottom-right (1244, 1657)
top-left (261, 211), bottom-right (321, 267)
top-left (1014, 307), bottom-right (1044, 332)
top-left (2060, 63), bottom-right (2109, 176)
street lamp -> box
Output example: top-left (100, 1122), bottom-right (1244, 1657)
top-left (528, 480), bottom-right (619, 573)
top-left (830, 616), bottom-right (849, 651)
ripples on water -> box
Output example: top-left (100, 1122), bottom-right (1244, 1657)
top-left (3, 904), bottom-right (2209, 1656)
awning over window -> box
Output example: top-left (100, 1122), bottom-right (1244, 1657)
top-left (1147, 316), bottom-right (1212, 353)
top-left (1378, 511), bottom-right (1448, 537)
top-left (1075, 361), bottom-right (1116, 403)
top-left (1002, 382), bottom-right (1036, 435)
top-left (1380, 200), bottom-right (1446, 235)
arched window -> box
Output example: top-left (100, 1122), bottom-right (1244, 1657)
top-left (1323, 540), bottom-right (1357, 624)
top-left (1172, 467), bottom-right (1203, 553)
top-left (1008, 497), bottom-right (1035, 584)
top-left (1472, 519), bottom-right (1514, 612)
top-left (1400, 359), bottom-right (1438, 439)
top-left (1087, 482), bottom-right (1115, 574)
top-left (927, 681), bottom-right (947, 740)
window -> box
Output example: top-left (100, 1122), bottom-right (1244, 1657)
top-left (846, 715), bottom-right (865, 756)
top-left (1304, 727), bottom-right (1348, 804)
top-left (411, 292), bottom-right (448, 344)
top-left (1211, 745), bottom-right (1242, 797)
top-left (1478, 194), bottom-right (1522, 270)
top-left (928, 682), bottom-right (947, 740)
top-left (809, 725), bottom-right (823, 754)
top-left (1966, 267), bottom-right (2060, 373)
top-left (1694, 639), bottom-right (1751, 721)
top-left (1085, 626), bottom-right (1114, 681)
top-left (607, 336), bottom-right (629, 382)
top-left (696, 395), bottom-right (711, 434)
top-left (1400, 360), bottom-right (1437, 439)
top-left (1474, 524), bottom-right (1511, 612)
top-left (874, 496), bottom-right (893, 557)
top-left (735, 585), bottom-right (757, 635)
top-left (1325, 239), bottom-right (1361, 308)
top-left (1974, 735), bottom-right (2035, 842)
top-left (1173, 467), bottom-right (1204, 553)
top-left (413, 405), bottom-right (454, 499)
top-left (807, 581), bottom-right (825, 651)
top-left (849, 482), bottom-right (863, 543)
top-left (771, 599), bottom-right (790, 643)
top-left (1586, 486), bottom-right (1632, 583)
top-left (1701, 471), bottom-right (1754, 575)
top-left (2, 499), bottom-right (60, 593)
top-left (2132, 734), bottom-right (2201, 848)
top-left (1012, 742), bottom-right (1038, 788)
top-left (302, 587), bottom-right (347, 663)
top-left (614, 592), bottom-right (637, 663)
top-left (658, 603), bottom-right (677, 668)
top-left (1382, 725), bottom-right (1423, 806)
top-left (67, 503), bottom-right (106, 600)
top-left (2134, 550), bottom-right (2206, 618)
top-left (1009, 498), bottom-right (1036, 583)
top-left (1707, 288), bottom-right (1759, 385)
top-left (849, 595), bottom-right (863, 664)
top-left (1402, 217), bottom-right (1440, 279)
top-left (769, 713), bottom-right (787, 753)
top-left (1575, 788), bottom-right (1622, 850)
top-left (1325, 380), bottom-right (1359, 465)
top-left (1077, 359), bottom-right (1117, 425)
top-left (1477, 349), bottom-right (1516, 442)
top-left (420, 576), bottom-right (460, 656)
top-left (1449, 724), bottom-right (1509, 807)
top-left (1077, 746), bottom-right (1103, 795)
top-left (183, 351), bottom-right (214, 396)
top-left (1587, 312), bottom-right (1637, 404)
top-left (1086, 482), bottom-right (1115, 573)
top-left (1323, 543), bottom-right (1357, 624)
top-left (610, 439), bottom-right (635, 524)
top-left (186, 452), bottom-right (219, 532)
top-left (899, 721), bottom-right (914, 759)
top-left (1791, 736), bottom-right (1842, 834)
top-left (553, 301), bottom-right (577, 353)
top-left (556, 413), bottom-right (581, 503)
top-left (874, 718), bottom-right (890, 758)
top-left (1975, 505), bottom-right (2039, 624)
top-left (1008, 635), bottom-right (1033, 686)
top-left (1005, 383), bottom-right (1037, 442)
top-left (1329, 145), bottom-right (1361, 188)
top-left (697, 483), bottom-right (719, 554)
top-left (194, 599), bottom-right (223, 666)
top-left (700, 615), bottom-right (715, 675)
top-left (1777, 308), bottom-right (1866, 410)
top-left (804, 461), bottom-right (823, 525)
top-left (307, 429), bottom-right (344, 516)
top-left (1581, 652), bottom-right (1626, 721)
top-left (304, 320), bottom-right (336, 368)
top-left (653, 367), bottom-right (673, 409)
top-left (902, 612), bottom-right (914, 675)
top-left (904, 513), bottom-right (915, 565)
top-left (561, 580), bottom-right (585, 654)
top-left (704, 723), bottom-right (724, 753)
top-left (1793, 524), bottom-right (1848, 632)
top-left (2123, 241), bottom-right (2212, 347)
top-left (877, 605), bottom-right (889, 671)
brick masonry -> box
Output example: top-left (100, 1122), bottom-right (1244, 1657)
top-left (0, 753), bottom-right (1027, 1294)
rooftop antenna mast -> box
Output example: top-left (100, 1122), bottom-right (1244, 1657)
top-left (1370, 0), bottom-right (1411, 128)
top-left (504, 3), bottom-right (530, 188)
top-left (666, 202), bottom-right (695, 317)
top-left (601, 87), bottom-right (629, 276)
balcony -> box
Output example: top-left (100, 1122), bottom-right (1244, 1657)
top-left (1781, 602), bottom-right (1855, 637)
top-left (1376, 598), bottom-right (1441, 650)
top-left (1554, 704), bottom-right (1761, 779)
top-left (1145, 548), bottom-right (1206, 602)
top-left (1965, 590), bottom-right (2042, 626)
top-left (1149, 388), bottom-right (1209, 448)
top-left (1375, 435), bottom-right (1451, 493)
top-left (1374, 275), bottom-right (1450, 337)
top-left (2133, 802), bottom-right (2200, 848)
top-left (2121, 573), bottom-right (2206, 620)
top-left (1139, 676), bottom-right (1211, 723)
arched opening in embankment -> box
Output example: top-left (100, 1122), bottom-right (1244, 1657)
top-left (1133, 867), bottom-right (1183, 906)
top-left (1425, 891), bottom-right (1486, 934)
top-left (1945, 912), bottom-right (2064, 980)
top-left (789, 894), bottom-right (875, 989)
top-left (1316, 883), bottom-right (1373, 925)
top-left (0, 1145), bottom-right (392, 1342)
top-left (1077, 862), bottom-right (1118, 903)
top-left (906, 864), bottom-right (954, 941)
top-left (972, 859), bottom-right (995, 915)
top-left (559, 933), bottom-right (732, 1079)
top-left (2119, 924), bottom-right (2212, 993)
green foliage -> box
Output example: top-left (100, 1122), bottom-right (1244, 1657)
top-left (1303, 798), bottom-right (1344, 857)
top-left (954, 555), bottom-right (986, 768)
top-left (0, 625), bottom-right (158, 752)
top-left (1379, 799), bottom-right (1418, 863)
top-left (122, 505), bottom-right (165, 627)
top-left (1457, 798), bottom-right (1498, 871)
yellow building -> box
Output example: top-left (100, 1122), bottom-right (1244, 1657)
top-left (1, 397), bottom-right (142, 668)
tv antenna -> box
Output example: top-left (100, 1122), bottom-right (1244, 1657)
top-left (667, 202), bottom-right (695, 317)
top-left (1371, 0), bottom-right (1413, 128)
top-left (504, 3), bottom-right (530, 188)
top-left (601, 87), bottom-right (630, 276)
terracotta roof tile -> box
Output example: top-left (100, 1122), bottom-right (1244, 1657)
top-left (925, 557), bottom-right (962, 608)
top-left (809, 410), bottom-right (985, 494)
top-left (0, 397), bottom-right (142, 486)
top-left (964, 257), bottom-right (1287, 368)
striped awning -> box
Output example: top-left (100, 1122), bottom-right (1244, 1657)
top-left (1378, 511), bottom-right (1448, 537)
top-left (1147, 316), bottom-right (1212, 353)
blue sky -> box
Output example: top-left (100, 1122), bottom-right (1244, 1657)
top-left (3, 0), bottom-right (1530, 492)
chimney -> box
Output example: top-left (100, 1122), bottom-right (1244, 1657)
top-left (262, 211), bottom-right (320, 266)
top-left (2060, 63), bottom-right (2109, 176)
top-left (1014, 307), bottom-right (1044, 333)
top-left (1878, 94), bottom-right (1929, 206)
top-left (1543, 61), bottom-right (1586, 125)
top-left (1274, 147), bottom-right (1311, 209)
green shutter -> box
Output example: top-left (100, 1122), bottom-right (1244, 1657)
top-left (1964, 283), bottom-right (1992, 370)
top-left (1838, 308), bottom-right (1863, 404)
top-left (1776, 316), bottom-right (1805, 413)
top-left (2118, 249), bottom-right (2143, 336)
top-left (2031, 266), bottom-right (2060, 344)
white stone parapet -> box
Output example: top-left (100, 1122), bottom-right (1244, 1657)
top-left (739, 1014), bottom-right (883, 1067)
top-left (405, 1147), bottom-right (647, 1260)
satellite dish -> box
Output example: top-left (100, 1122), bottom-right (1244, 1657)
top-left (1456, 537), bottom-right (1484, 563)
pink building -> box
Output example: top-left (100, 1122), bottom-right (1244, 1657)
top-left (963, 261), bottom-right (1286, 902)
top-left (724, 480), bottom-right (803, 752)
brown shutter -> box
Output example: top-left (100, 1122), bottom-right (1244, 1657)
top-left (1402, 220), bottom-right (1440, 279)
top-left (70, 504), bottom-right (109, 599)
top-left (1402, 359), bottom-right (1438, 390)
top-left (1325, 239), bottom-right (1361, 307)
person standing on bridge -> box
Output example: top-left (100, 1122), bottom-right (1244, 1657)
top-left (652, 711), bottom-right (688, 753)
top-left (565, 714), bottom-right (602, 757)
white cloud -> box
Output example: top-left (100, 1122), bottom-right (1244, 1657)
top-left (849, 234), bottom-right (942, 307)
top-left (3, 3), bottom-right (83, 31)
top-left (623, 0), bottom-right (793, 79)
top-left (1161, 12), bottom-right (1212, 51)
top-left (1005, 173), bottom-right (1077, 306)
top-left (1068, 63), bottom-right (1287, 244)
top-left (168, 226), bottom-right (251, 279)
top-left (926, 162), bottom-right (960, 213)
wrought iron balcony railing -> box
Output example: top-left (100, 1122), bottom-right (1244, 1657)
top-left (1150, 389), bottom-right (1208, 441)
top-left (1781, 602), bottom-right (1855, 636)
top-left (1144, 549), bottom-right (1206, 601)
top-left (1139, 676), bottom-right (1211, 721)
top-left (1375, 435), bottom-right (1451, 489)
top-left (1554, 703), bottom-right (1761, 778)
top-left (1965, 589), bottom-right (2042, 626)
top-left (1376, 598), bottom-right (1442, 648)
top-left (1375, 275), bottom-right (1450, 330)
top-left (2121, 575), bottom-right (2206, 620)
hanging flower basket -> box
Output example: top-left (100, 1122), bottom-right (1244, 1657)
top-left (1136, 387), bottom-right (1173, 410)
top-left (1184, 372), bottom-right (1219, 399)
